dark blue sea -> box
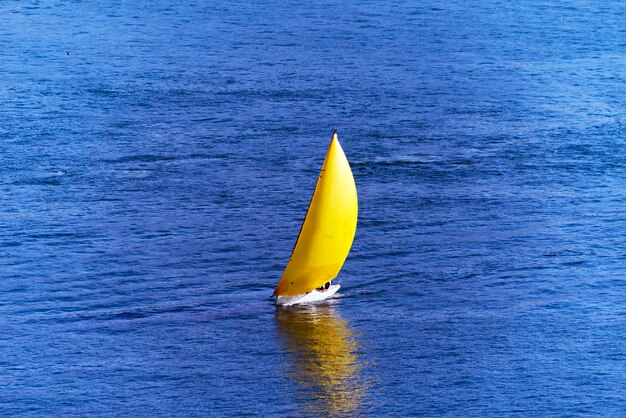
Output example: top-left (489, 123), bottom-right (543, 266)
top-left (2, 0), bottom-right (626, 416)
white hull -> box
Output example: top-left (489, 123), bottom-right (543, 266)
top-left (276, 284), bottom-right (340, 306)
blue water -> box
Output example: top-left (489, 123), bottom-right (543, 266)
top-left (2, 0), bottom-right (626, 416)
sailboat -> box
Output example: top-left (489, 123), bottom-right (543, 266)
top-left (273, 130), bottom-right (358, 306)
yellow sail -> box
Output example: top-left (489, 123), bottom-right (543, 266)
top-left (274, 132), bottom-right (358, 297)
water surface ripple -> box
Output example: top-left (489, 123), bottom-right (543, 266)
top-left (2, 0), bottom-right (626, 416)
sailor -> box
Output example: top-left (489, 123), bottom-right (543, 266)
top-left (317, 281), bottom-right (331, 292)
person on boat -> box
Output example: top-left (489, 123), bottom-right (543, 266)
top-left (317, 281), bottom-right (331, 291)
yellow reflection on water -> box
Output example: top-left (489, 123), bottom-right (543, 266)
top-left (276, 303), bottom-right (366, 417)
